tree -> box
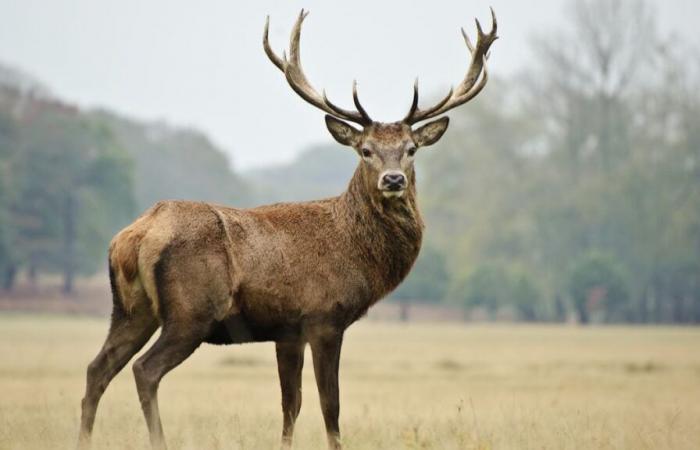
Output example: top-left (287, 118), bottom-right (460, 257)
top-left (525, 0), bottom-right (656, 172)
top-left (516, 0), bottom-right (690, 323)
top-left (568, 252), bottom-right (629, 324)
top-left (93, 111), bottom-right (252, 211)
top-left (1, 65), bottom-right (252, 295)
top-left (0, 86), bottom-right (136, 293)
top-left (509, 272), bottom-right (542, 322)
top-left (392, 245), bottom-right (449, 321)
top-left (454, 264), bottom-right (510, 319)
top-left (0, 96), bottom-right (19, 289)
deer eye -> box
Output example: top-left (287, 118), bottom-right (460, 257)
top-left (407, 147), bottom-right (417, 157)
top-left (361, 148), bottom-right (372, 158)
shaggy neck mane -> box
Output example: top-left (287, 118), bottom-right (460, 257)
top-left (337, 163), bottom-right (424, 298)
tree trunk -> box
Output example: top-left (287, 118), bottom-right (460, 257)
top-left (63, 266), bottom-right (74, 295)
top-left (672, 295), bottom-right (688, 324)
top-left (638, 287), bottom-right (649, 323)
top-left (554, 294), bottom-right (566, 323)
top-left (576, 302), bottom-right (589, 325)
top-left (62, 193), bottom-right (76, 295)
top-left (2, 264), bottom-right (17, 291)
top-left (399, 300), bottom-right (410, 322)
top-left (652, 287), bottom-right (663, 323)
top-left (28, 260), bottom-right (38, 291)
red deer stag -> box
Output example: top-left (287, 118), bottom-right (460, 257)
top-left (78, 8), bottom-right (497, 450)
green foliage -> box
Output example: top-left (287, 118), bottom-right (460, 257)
top-left (416, 0), bottom-right (700, 323)
top-left (1, 74), bottom-right (253, 291)
top-left (510, 273), bottom-right (542, 322)
top-left (568, 252), bottom-right (629, 323)
top-left (92, 111), bottom-right (251, 211)
top-left (454, 264), bottom-right (543, 321)
top-left (392, 245), bottom-right (449, 302)
top-left (0, 174), bottom-right (11, 276)
top-left (0, 100), bottom-right (23, 284)
top-left (457, 264), bottom-right (510, 316)
top-left (0, 86), bottom-right (136, 291)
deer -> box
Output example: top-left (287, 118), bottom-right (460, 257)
top-left (77, 8), bottom-right (497, 450)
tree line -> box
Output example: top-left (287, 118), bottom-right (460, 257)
top-left (0, 75), bottom-right (249, 294)
top-left (1, 0), bottom-right (698, 324)
top-left (414, 0), bottom-right (700, 323)
top-left (0, 86), bottom-right (135, 293)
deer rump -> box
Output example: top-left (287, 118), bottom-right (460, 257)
top-left (109, 200), bottom-right (376, 346)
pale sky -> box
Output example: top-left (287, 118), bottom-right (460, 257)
top-left (0, 0), bottom-right (697, 169)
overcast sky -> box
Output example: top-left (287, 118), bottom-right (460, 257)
top-left (0, 0), bottom-right (698, 169)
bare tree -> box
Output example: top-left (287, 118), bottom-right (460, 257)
top-left (524, 0), bottom-right (658, 172)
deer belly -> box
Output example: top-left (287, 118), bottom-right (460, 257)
top-left (204, 313), bottom-right (302, 345)
top-left (204, 282), bottom-right (305, 344)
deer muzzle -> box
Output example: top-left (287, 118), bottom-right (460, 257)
top-left (379, 170), bottom-right (407, 197)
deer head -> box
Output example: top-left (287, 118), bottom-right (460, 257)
top-left (264, 9), bottom-right (498, 199)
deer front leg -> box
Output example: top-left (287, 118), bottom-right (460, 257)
top-left (310, 331), bottom-right (343, 450)
top-left (276, 341), bottom-right (305, 450)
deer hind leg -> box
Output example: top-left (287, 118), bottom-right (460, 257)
top-left (78, 297), bottom-right (159, 448)
top-left (130, 238), bottom-right (233, 449)
top-left (130, 261), bottom-right (214, 450)
top-left (132, 322), bottom-right (206, 450)
top-left (276, 341), bottom-right (306, 450)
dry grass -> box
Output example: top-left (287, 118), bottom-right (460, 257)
top-left (1, 313), bottom-right (699, 449)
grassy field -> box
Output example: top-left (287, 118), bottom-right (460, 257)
top-left (0, 314), bottom-right (698, 449)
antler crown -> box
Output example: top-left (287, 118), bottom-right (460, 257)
top-left (264, 8), bottom-right (498, 126)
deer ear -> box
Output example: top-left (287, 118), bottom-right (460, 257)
top-left (412, 117), bottom-right (449, 147)
top-left (325, 115), bottom-right (362, 147)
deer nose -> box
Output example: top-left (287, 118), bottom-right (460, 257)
top-left (381, 172), bottom-right (406, 190)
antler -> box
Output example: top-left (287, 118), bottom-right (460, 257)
top-left (403, 8), bottom-right (498, 125)
top-left (264, 9), bottom-right (372, 126)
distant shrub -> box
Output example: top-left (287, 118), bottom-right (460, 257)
top-left (568, 252), bottom-right (630, 323)
top-left (453, 263), bottom-right (543, 321)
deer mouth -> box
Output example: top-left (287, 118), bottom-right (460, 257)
top-left (381, 189), bottom-right (405, 198)
top-left (379, 180), bottom-right (407, 198)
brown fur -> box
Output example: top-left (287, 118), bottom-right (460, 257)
top-left (77, 119), bottom-right (445, 450)
top-left (113, 163), bottom-right (423, 327)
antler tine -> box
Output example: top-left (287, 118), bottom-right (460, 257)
top-left (321, 88), bottom-right (363, 119)
top-left (404, 78), bottom-right (420, 122)
top-left (402, 80), bottom-right (455, 123)
top-left (352, 80), bottom-right (372, 124)
top-left (322, 81), bottom-right (373, 123)
top-left (461, 27), bottom-right (474, 53)
top-left (287, 9), bottom-right (309, 69)
top-left (416, 86), bottom-right (455, 120)
top-left (403, 7), bottom-right (498, 125)
top-left (263, 16), bottom-right (285, 71)
top-left (263, 10), bottom-right (371, 126)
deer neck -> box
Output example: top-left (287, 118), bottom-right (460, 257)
top-left (338, 164), bottom-right (424, 297)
